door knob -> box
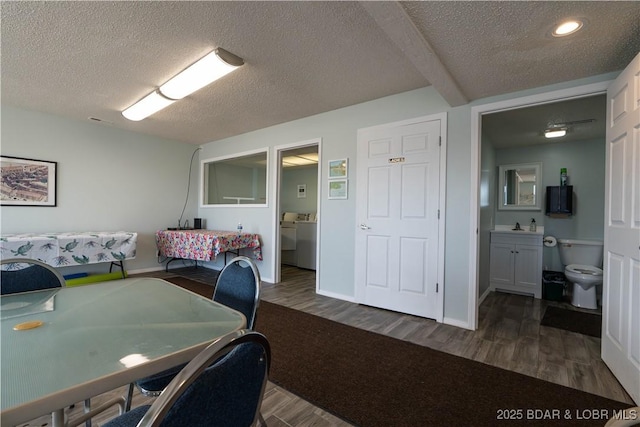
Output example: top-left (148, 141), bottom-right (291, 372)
top-left (360, 224), bottom-right (371, 230)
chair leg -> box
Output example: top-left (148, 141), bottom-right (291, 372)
top-left (125, 383), bottom-right (135, 412)
top-left (83, 399), bottom-right (92, 427)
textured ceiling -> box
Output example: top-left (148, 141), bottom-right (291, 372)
top-left (1, 1), bottom-right (639, 146)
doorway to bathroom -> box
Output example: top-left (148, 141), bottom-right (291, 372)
top-left (477, 93), bottom-right (607, 308)
top-left (469, 78), bottom-right (640, 406)
top-left (469, 80), bottom-right (610, 329)
top-left (274, 140), bottom-right (320, 286)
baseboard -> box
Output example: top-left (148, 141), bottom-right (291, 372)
top-left (443, 316), bottom-right (471, 330)
top-left (317, 289), bottom-right (356, 303)
top-left (478, 287), bottom-right (491, 306)
top-left (128, 266), bottom-right (165, 274)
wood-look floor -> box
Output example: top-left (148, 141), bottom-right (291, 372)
top-left (22, 265), bottom-right (633, 427)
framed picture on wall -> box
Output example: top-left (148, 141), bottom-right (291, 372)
top-left (328, 158), bottom-right (348, 179)
top-left (297, 184), bottom-right (307, 198)
top-left (0, 156), bottom-right (57, 207)
top-left (328, 179), bottom-right (348, 200)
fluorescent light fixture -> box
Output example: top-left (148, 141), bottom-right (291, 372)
top-left (160, 48), bottom-right (244, 100)
top-left (122, 90), bottom-right (175, 121)
top-left (122, 48), bottom-right (244, 121)
top-left (545, 128), bottom-right (567, 138)
top-left (553, 20), bottom-right (583, 37)
top-left (282, 154), bottom-right (319, 167)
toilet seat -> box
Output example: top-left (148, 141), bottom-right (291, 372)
top-left (566, 264), bottom-right (602, 276)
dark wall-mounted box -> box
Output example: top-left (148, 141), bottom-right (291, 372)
top-left (546, 185), bottom-right (573, 217)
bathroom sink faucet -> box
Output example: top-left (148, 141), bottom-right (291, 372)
top-left (513, 222), bottom-right (522, 231)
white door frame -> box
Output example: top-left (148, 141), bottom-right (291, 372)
top-left (468, 80), bottom-right (611, 330)
top-left (271, 138), bottom-right (322, 288)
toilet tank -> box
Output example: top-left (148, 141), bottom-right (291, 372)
top-left (557, 239), bottom-right (603, 267)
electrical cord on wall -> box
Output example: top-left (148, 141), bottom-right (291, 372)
top-left (177, 147), bottom-right (202, 229)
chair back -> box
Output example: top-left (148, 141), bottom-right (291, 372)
top-left (137, 329), bottom-right (270, 427)
top-left (213, 256), bottom-right (261, 329)
top-left (1, 258), bottom-right (66, 295)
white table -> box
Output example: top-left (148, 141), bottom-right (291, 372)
top-left (0, 278), bottom-right (245, 426)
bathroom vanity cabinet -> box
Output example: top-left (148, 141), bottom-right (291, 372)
top-left (489, 231), bottom-right (543, 298)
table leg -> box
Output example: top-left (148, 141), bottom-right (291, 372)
top-left (109, 261), bottom-right (126, 278)
top-left (224, 250), bottom-right (240, 264)
top-left (84, 399), bottom-right (92, 427)
top-left (165, 257), bottom-right (200, 271)
top-left (51, 409), bottom-right (64, 427)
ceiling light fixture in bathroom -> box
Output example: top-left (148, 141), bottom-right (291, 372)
top-left (544, 127), bottom-right (567, 138)
top-left (552, 20), bottom-right (583, 37)
top-left (544, 118), bottom-right (596, 139)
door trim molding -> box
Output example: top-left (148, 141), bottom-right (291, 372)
top-left (468, 80), bottom-right (611, 330)
top-left (272, 138), bottom-right (322, 290)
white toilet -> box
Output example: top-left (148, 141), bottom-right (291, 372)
top-left (557, 239), bottom-right (603, 309)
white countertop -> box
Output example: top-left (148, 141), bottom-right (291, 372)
top-left (492, 224), bottom-right (544, 235)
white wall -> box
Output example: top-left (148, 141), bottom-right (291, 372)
top-left (1, 106), bottom-right (199, 275)
top-left (280, 166), bottom-right (318, 215)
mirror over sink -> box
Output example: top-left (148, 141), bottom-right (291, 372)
top-left (498, 162), bottom-right (541, 211)
top-left (201, 149), bottom-right (268, 207)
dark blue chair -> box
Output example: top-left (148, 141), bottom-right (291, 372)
top-left (210, 256), bottom-right (262, 330)
top-left (104, 329), bottom-right (270, 427)
top-left (126, 256), bottom-right (262, 408)
top-left (1, 257), bottom-right (65, 294)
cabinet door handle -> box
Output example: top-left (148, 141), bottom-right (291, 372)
top-left (515, 251), bottom-right (519, 254)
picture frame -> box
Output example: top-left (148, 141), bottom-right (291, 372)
top-left (328, 179), bottom-right (348, 200)
top-left (1, 156), bottom-right (57, 206)
top-left (297, 184), bottom-right (307, 198)
top-left (328, 158), bottom-right (348, 179)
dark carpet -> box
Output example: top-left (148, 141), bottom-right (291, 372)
top-left (165, 276), bottom-right (214, 299)
top-left (167, 276), bottom-right (628, 427)
top-left (541, 306), bottom-right (602, 338)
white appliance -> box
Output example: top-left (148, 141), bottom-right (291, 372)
top-left (295, 221), bottom-right (317, 270)
top-left (280, 213), bottom-right (317, 270)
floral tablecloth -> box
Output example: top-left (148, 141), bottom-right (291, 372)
top-left (0, 231), bottom-right (137, 267)
top-left (156, 230), bottom-right (262, 262)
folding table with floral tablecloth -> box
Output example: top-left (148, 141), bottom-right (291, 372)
top-left (155, 229), bottom-right (262, 271)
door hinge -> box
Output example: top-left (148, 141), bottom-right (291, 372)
top-left (436, 283), bottom-right (439, 293)
top-left (437, 209), bottom-right (440, 219)
top-left (439, 136), bottom-right (442, 146)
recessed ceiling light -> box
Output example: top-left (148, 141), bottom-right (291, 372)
top-left (553, 20), bottom-right (583, 37)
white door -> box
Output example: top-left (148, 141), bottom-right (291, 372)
top-left (355, 115), bottom-right (445, 320)
top-left (602, 52), bottom-right (640, 404)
